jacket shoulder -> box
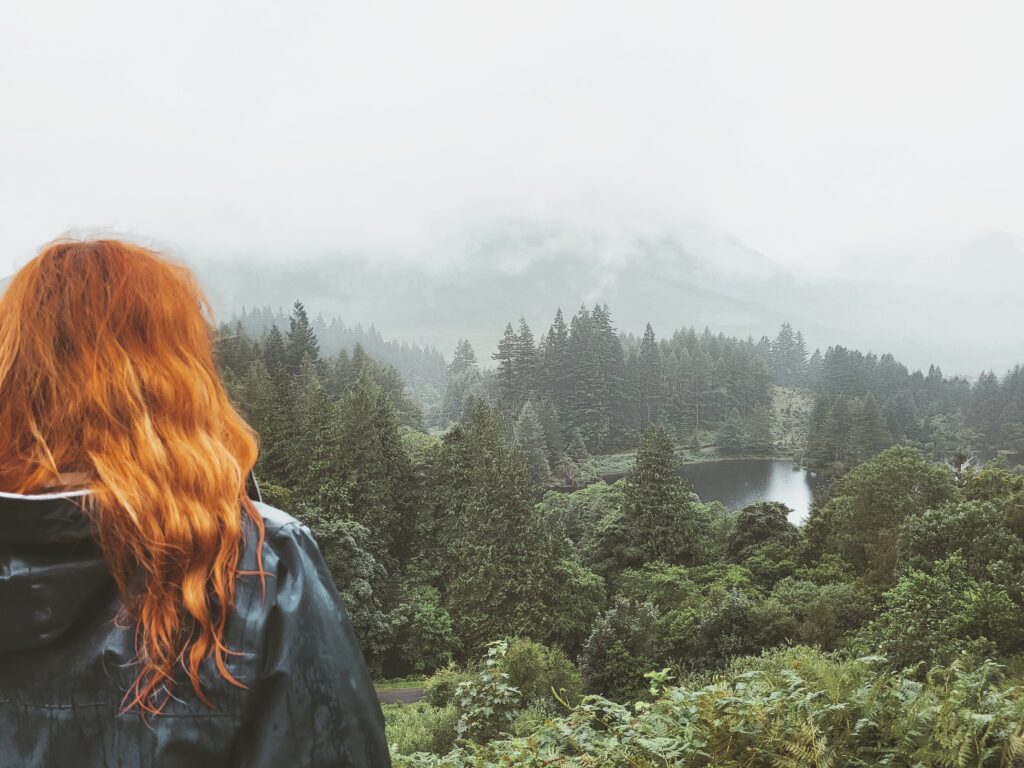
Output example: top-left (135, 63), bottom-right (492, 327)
top-left (237, 501), bottom-right (320, 578)
top-left (250, 500), bottom-right (307, 539)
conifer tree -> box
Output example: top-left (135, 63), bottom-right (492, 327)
top-left (285, 301), bottom-right (321, 375)
top-left (290, 358), bottom-right (344, 510)
top-left (513, 317), bottom-right (539, 410)
top-left (793, 331), bottom-right (810, 384)
top-left (855, 393), bottom-right (890, 461)
top-left (619, 425), bottom-right (711, 567)
top-left (493, 323), bottom-right (517, 413)
top-left (241, 358), bottom-right (292, 487)
top-left (592, 304), bottom-right (630, 449)
top-left (336, 378), bottom-right (413, 567)
top-left (806, 348), bottom-right (824, 387)
top-left (717, 409), bottom-right (747, 455)
top-left (431, 401), bottom-right (601, 651)
top-left (743, 405), bottom-right (775, 455)
top-left (537, 399), bottom-right (565, 469)
top-left (543, 309), bottom-right (571, 412)
top-left (514, 401), bottom-right (551, 488)
top-left (638, 323), bottom-right (664, 425)
top-left (448, 339), bottom-right (478, 376)
top-left (262, 325), bottom-right (287, 374)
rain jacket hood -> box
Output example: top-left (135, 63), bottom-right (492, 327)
top-left (0, 490), bottom-right (391, 768)
top-left (0, 490), bottom-right (107, 654)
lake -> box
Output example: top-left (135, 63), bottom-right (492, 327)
top-left (679, 459), bottom-right (817, 525)
top-left (603, 457), bottom-right (818, 525)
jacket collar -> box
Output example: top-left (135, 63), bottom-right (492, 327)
top-left (0, 491), bottom-right (95, 543)
top-left (0, 489), bottom-right (91, 500)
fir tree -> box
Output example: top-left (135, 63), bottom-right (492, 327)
top-left (514, 401), bottom-right (551, 488)
top-left (448, 339), bottom-right (478, 376)
top-left (856, 393), bottom-right (890, 461)
top-left (432, 400), bottom-right (599, 651)
top-left (717, 409), bottom-right (747, 456)
top-left (336, 378), bottom-right (413, 567)
top-left (744, 405), bottom-right (775, 455)
top-left (537, 399), bottom-right (565, 469)
top-left (543, 308), bottom-right (571, 412)
top-left (493, 323), bottom-right (517, 413)
top-left (638, 323), bottom-right (664, 425)
top-left (285, 300), bottom-right (321, 375)
top-left (513, 317), bottom-right (539, 410)
top-left (262, 325), bottom-right (287, 374)
top-left (619, 425), bottom-right (711, 567)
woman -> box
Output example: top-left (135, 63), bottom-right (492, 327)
top-left (0, 239), bottom-right (391, 767)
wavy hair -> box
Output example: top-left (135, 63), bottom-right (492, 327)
top-left (0, 238), bottom-right (264, 714)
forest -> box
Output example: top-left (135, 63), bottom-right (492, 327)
top-left (225, 303), bottom-right (1024, 475)
top-left (214, 303), bottom-right (1024, 766)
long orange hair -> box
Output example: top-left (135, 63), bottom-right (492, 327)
top-left (0, 238), bottom-right (264, 714)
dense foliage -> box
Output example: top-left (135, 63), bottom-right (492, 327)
top-left (215, 302), bottom-right (1024, 763)
top-left (390, 648), bottom-right (1024, 767)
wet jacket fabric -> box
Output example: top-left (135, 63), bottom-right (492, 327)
top-left (0, 491), bottom-right (391, 768)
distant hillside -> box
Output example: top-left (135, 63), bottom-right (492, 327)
top-left (192, 220), bottom-right (1023, 377)
top-left (228, 305), bottom-right (448, 413)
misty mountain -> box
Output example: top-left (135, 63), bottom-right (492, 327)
top-left (193, 220), bottom-right (1021, 377)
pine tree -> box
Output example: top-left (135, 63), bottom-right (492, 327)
top-left (537, 400), bottom-right (565, 469)
top-left (448, 339), bottom-right (478, 376)
top-left (744, 405), bottom-right (775, 455)
top-left (513, 317), bottom-right (539, 410)
top-left (806, 348), bottom-right (824, 388)
top-left (263, 325), bottom-right (287, 374)
top-left (717, 409), bottom-right (746, 455)
top-left (543, 309), bottom-right (571, 412)
top-left (619, 425), bottom-right (711, 567)
top-left (638, 323), bottom-right (665, 426)
top-left (772, 323), bottom-right (796, 385)
top-left (213, 320), bottom-right (259, 381)
top-left (242, 358), bottom-right (292, 487)
top-left (285, 301), bottom-right (321, 375)
top-left (793, 331), bottom-right (810, 385)
top-left (514, 401), bottom-right (551, 488)
top-left (440, 340), bottom-right (482, 426)
top-left (432, 400), bottom-right (600, 651)
top-left (493, 323), bottom-right (517, 413)
top-left (335, 378), bottom-right (413, 567)
top-left (290, 358), bottom-right (342, 506)
top-left (968, 371), bottom-right (1003, 449)
top-left (591, 304), bottom-right (629, 450)
top-left (328, 349), bottom-right (353, 396)
top-left (855, 393), bottom-right (890, 461)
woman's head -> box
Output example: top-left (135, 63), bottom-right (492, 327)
top-left (0, 238), bottom-right (263, 713)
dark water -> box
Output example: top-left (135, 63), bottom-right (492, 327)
top-left (679, 459), bottom-right (817, 525)
top-left (604, 458), bottom-right (817, 525)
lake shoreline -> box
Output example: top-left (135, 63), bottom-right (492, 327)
top-left (571, 456), bottom-right (818, 526)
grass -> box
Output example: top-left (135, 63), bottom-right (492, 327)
top-left (375, 675), bottom-right (430, 691)
top-left (583, 451), bottom-right (636, 477)
top-left (772, 385), bottom-right (815, 459)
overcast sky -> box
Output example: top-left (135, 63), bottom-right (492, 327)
top-left (1, 1), bottom-right (1022, 366)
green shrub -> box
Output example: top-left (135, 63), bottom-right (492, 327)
top-left (510, 699), bottom-right (557, 738)
top-left (425, 665), bottom-right (471, 708)
top-left (384, 702), bottom-right (458, 756)
top-left (578, 597), bottom-right (659, 701)
top-left (453, 641), bottom-right (522, 742)
top-left (857, 554), bottom-right (1023, 670)
top-left (500, 637), bottom-right (581, 705)
top-left (395, 586), bottom-right (459, 675)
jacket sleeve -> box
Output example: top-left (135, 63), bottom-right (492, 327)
top-left (231, 522), bottom-right (391, 768)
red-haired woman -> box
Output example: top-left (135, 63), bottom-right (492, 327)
top-left (0, 240), bottom-right (390, 767)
